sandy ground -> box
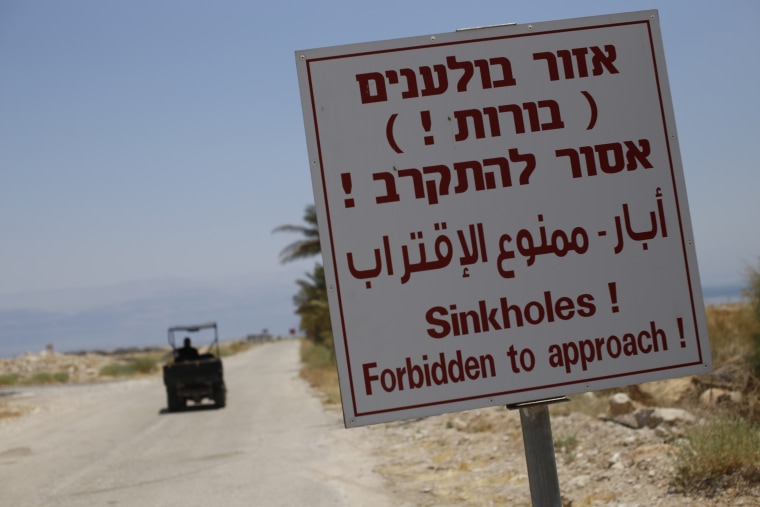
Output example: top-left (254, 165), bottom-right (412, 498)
top-left (2, 344), bottom-right (759, 506)
top-left (0, 342), bottom-right (399, 507)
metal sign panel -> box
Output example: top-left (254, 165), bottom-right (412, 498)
top-left (295, 10), bottom-right (711, 427)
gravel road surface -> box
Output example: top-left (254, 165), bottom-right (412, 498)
top-left (0, 340), bottom-right (400, 507)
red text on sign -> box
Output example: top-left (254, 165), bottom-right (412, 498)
top-left (425, 290), bottom-right (596, 339)
top-left (362, 350), bottom-right (496, 395)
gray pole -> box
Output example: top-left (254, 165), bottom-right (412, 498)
top-left (519, 403), bottom-right (562, 507)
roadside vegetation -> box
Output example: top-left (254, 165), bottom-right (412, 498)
top-left (273, 205), bottom-right (332, 352)
top-left (274, 204), bottom-right (337, 396)
top-left (29, 372), bottom-right (70, 384)
top-left (0, 340), bottom-right (257, 387)
top-left (672, 259), bottom-right (760, 493)
top-left (217, 339), bottom-right (255, 357)
top-left (277, 202), bottom-right (760, 498)
top-left (96, 340), bottom-right (256, 378)
top-left (299, 340), bottom-right (341, 405)
top-left (99, 354), bottom-right (162, 378)
top-left (674, 415), bottom-right (760, 493)
top-left (0, 371), bottom-right (70, 386)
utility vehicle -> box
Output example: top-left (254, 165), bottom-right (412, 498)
top-left (162, 322), bottom-right (226, 411)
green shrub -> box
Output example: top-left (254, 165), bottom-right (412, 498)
top-left (129, 356), bottom-right (158, 374)
top-left (554, 435), bottom-right (578, 451)
top-left (673, 417), bottom-right (760, 492)
top-left (0, 374), bottom-right (19, 386)
top-left (26, 372), bottom-right (68, 384)
top-left (555, 435), bottom-right (579, 464)
top-left (99, 363), bottom-right (134, 377)
top-left (300, 340), bottom-right (335, 370)
top-left (100, 356), bottom-right (158, 377)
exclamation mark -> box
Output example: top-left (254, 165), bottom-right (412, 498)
top-left (341, 173), bottom-right (355, 208)
top-left (608, 282), bottom-right (619, 313)
top-left (421, 110), bottom-right (434, 145)
top-left (677, 317), bottom-right (685, 348)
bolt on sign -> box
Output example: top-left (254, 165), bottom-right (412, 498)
top-left (295, 10), bottom-right (711, 428)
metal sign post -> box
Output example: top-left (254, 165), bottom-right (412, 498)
top-left (521, 405), bottom-right (561, 507)
top-left (509, 397), bottom-right (568, 507)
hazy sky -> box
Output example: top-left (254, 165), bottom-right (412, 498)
top-left (1, 1), bottom-right (758, 350)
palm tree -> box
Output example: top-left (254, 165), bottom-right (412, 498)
top-left (293, 264), bottom-right (332, 347)
top-left (272, 204), bottom-right (321, 263)
top-left (275, 204), bottom-right (331, 346)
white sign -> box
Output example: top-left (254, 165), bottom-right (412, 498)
top-left (296, 10), bottom-right (711, 427)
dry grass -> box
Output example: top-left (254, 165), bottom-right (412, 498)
top-left (99, 353), bottom-right (163, 378)
top-left (217, 339), bottom-right (256, 357)
top-left (705, 302), bottom-right (757, 364)
top-left (551, 392), bottom-right (609, 418)
top-left (27, 372), bottom-right (69, 384)
top-left (300, 366), bottom-right (342, 405)
top-left (673, 416), bottom-right (760, 493)
top-left (299, 340), bottom-right (341, 405)
top-left (671, 302), bottom-right (760, 494)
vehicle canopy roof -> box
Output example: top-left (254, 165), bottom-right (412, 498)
top-left (168, 322), bottom-right (217, 333)
top-left (167, 322), bottom-right (219, 352)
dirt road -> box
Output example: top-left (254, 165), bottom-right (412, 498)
top-left (0, 340), bottom-right (402, 507)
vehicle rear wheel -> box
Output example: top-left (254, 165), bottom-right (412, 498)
top-left (213, 383), bottom-right (226, 408)
top-left (167, 390), bottom-right (182, 412)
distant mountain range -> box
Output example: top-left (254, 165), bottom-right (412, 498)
top-left (0, 277), bottom-right (747, 358)
top-left (701, 283), bottom-right (747, 304)
top-left (0, 272), bottom-right (306, 358)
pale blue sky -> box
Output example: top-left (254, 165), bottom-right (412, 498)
top-left (1, 1), bottom-right (758, 354)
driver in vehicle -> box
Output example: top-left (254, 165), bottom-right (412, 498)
top-left (177, 337), bottom-right (199, 361)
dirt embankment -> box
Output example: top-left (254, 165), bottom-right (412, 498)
top-left (0, 347), bottom-right (168, 385)
top-left (353, 400), bottom-right (758, 507)
top-left (2, 350), bottom-right (118, 384)
top-left (0, 348), bottom-right (168, 420)
top-left (317, 367), bottom-right (760, 507)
